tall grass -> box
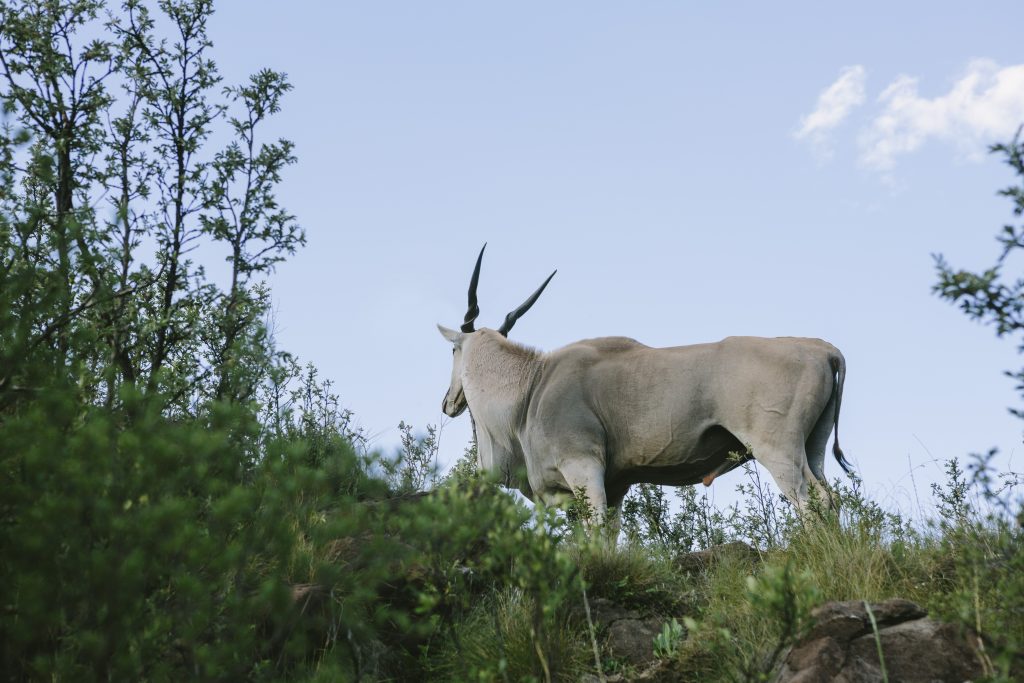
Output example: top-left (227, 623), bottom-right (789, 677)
top-left (394, 448), bottom-right (1022, 682)
top-left (428, 588), bottom-right (590, 682)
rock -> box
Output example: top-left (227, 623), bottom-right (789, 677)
top-left (802, 598), bottom-right (926, 642)
top-left (848, 619), bottom-right (986, 682)
top-left (585, 598), bottom-right (671, 667)
top-left (775, 599), bottom-right (985, 683)
top-left (291, 583), bottom-right (327, 610)
top-left (587, 598), bottom-right (639, 627)
top-left (675, 541), bottom-right (760, 574)
top-left (606, 615), bottom-right (666, 667)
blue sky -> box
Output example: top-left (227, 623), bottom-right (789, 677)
top-left (208, 3), bottom-right (1024, 513)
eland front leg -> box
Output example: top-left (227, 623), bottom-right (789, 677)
top-left (559, 458), bottom-right (608, 525)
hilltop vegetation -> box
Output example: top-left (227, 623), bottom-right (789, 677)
top-left (1, 1), bottom-right (1022, 681)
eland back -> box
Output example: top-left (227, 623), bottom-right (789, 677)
top-left (438, 245), bottom-right (851, 518)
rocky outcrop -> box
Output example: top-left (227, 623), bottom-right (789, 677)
top-left (674, 540), bottom-right (760, 574)
top-left (775, 598), bottom-right (986, 682)
top-left (586, 598), bottom-right (666, 668)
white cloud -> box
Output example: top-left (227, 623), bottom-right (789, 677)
top-left (794, 65), bottom-right (867, 155)
top-left (859, 60), bottom-right (1024, 171)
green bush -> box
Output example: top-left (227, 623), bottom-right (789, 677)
top-left (3, 386), bottom-right (274, 679)
top-left (0, 381), bottom-right (403, 680)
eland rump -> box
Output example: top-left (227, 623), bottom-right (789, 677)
top-left (437, 245), bottom-right (851, 519)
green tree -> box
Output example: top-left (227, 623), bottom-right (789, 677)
top-left (0, 0), bottom-right (301, 420)
top-left (935, 128), bottom-right (1024, 417)
top-left (0, 2), bottom-right (332, 679)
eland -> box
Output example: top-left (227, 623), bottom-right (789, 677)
top-left (438, 245), bottom-right (851, 520)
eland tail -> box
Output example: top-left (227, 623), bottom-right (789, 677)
top-left (831, 352), bottom-right (853, 474)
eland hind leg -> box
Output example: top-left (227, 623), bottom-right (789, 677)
top-left (740, 430), bottom-right (831, 513)
top-left (805, 400), bottom-right (834, 483)
top-left (803, 394), bottom-right (839, 510)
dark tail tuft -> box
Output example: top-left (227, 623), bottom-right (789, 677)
top-left (833, 442), bottom-right (854, 475)
top-left (830, 354), bottom-right (853, 475)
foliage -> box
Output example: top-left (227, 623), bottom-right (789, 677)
top-left (0, 380), bottom-right (401, 680)
top-left (442, 439), bottom-right (481, 486)
top-left (621, 482), bottom-right (729, 552)
top-left (382, 420), bottom-right (442, 493)
top-left (0, 0), bottom-right (302, 416)
top-left (621, 483), bottom-right (675, 546)
top-left (935, 127), bottom-right (1024, 417)
top-left (2, 3), bottom-right (1024, 681)
top-left (932, 127), bottom-right (1024, 680)
top-left (574, 540), bottom-right (691, 615)
top-left (416, 485), bottom-right (588, 682)
top-left (653, 618), bottom-right (685, 660)
top-left (741, 562), bottom-right (821, 679)
top-left (621, 462), bottom-right (797, 554)
top-left (927, 454), bottom-right (1024, 680)
top-left (431, 588), bottom-right (589, 683)
top-left (662, 460), bottom-right (1022, 683)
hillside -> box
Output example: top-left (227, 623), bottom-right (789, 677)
top-left (1, 2), bottom-right (1023, 680)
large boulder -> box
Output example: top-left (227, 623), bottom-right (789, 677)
top-left (586, 598), bottom-right (666, 668)
top-left (775, 598), bottom-right (986, 682)
top-left (674, 541), bottom-right (760, 574)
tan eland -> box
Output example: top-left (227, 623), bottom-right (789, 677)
top-left (437, 245), bottom-right (851, 521)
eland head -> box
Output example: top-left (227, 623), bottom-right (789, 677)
top-left (437, 243), bottom-right (555, 418)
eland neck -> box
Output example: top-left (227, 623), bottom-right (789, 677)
top-left (462, 329), bottom-right (543, 492)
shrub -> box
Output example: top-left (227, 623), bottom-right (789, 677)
top-left (1, 386), bottom-right (300, 679)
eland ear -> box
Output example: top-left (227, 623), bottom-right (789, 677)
top-left (437, 324), bottom-right (465, 347)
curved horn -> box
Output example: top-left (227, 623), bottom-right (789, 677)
top-left (461, 244), bottom-right (486, 333)
top-left (497, 270), bottom-right (556, 337)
